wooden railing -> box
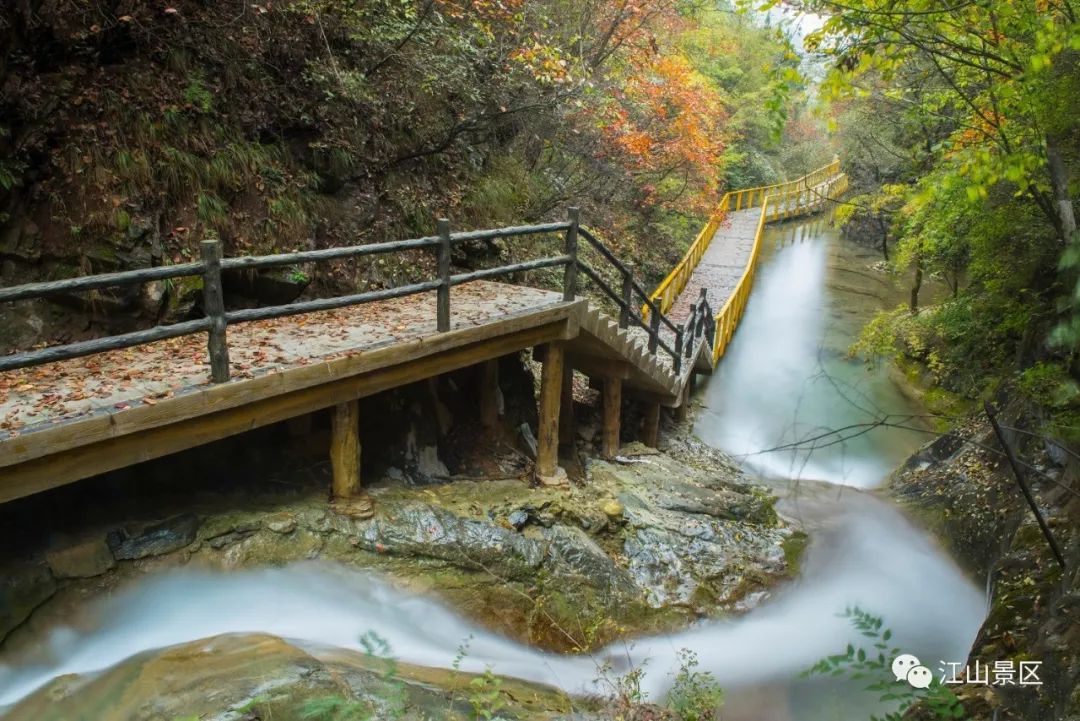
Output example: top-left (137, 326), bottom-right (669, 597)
top-left (647, 159), bottom-right (844, 317)
top-left (0, 163), bottom-right (847, 390)
top-left (0, 211), bottom-right (692, 381)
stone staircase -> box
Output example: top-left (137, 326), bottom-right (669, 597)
top-left (573, 303), bottom-right (684, 400)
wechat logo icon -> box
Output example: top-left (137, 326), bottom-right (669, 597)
top-left (892, 653), bottom-right (933, 689)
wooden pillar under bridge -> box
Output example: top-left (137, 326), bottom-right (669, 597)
top-left (602, 376), bottom-right (622, 459)
top-left (675, 382), bottom-right (690, 423)
top-left (330, 399), bottom-right (374, 516)
top-left (479, 358), bottom-right (500, 430)
top-left (641, 401), bottom-right (661, 448)
top-left (536, 341), bottom-right (568, 485)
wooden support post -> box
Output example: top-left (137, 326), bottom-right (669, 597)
top-left (602, 376), bottom-right (622, 459)
top-left (200, 239), bottom-right (230, 383)
top-left (437, 218), bottom-right (451, 332)
top-left (559, 366), bottom-right (575, 445)
top-left (675, 383), bottom-right (690, 422)
top-left (479, 358), bottom-right (500, 429)
top-left (648, 307), bottom-right (660, 353)
top-left (563, 207), bottom-right (579, 302)
top-left (330, 400), bottom-right (361, 498)
top-left (536, 341), bottom-right (567, 484)
top-left (642, 401), bottom-right (661, 448)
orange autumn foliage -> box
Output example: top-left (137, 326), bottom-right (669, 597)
top-left (595, 52), bottom-right (726, 212)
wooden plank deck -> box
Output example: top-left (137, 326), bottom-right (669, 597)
top-left (666, 208), bottom-right (761, 326)
top-left (0, 281), bottom-right (579, 502)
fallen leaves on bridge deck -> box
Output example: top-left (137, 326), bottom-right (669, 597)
top-left (667, 208), bottom-right (761, 325)
top-left (0, 281), bottom-right (562, 439)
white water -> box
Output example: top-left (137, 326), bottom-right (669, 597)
top-left (0, 505), bottom-right (983, 715)
top-left (696, 219), bottom-right (932, 488)
top-left (0, 218), bottom-right (987, 720)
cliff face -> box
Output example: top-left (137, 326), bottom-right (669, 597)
top-left (890, 411), bottom-right (1080, 721)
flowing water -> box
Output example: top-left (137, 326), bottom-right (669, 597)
top-left (0, 217), bottom-right (986, 720)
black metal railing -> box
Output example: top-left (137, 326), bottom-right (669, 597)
top-left (0, 208), bottom-right (694, 382)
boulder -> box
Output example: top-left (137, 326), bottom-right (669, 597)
top-left (544, 525), bottom-right (638, 601)
top-left (109, 514), bottom-right (200, 560)
top-left (45, 536), bottom-right (115, 579)
top-left (355, 503), bottom-right (545, 579)
top-left (0, 561), bottom-right (56, 642)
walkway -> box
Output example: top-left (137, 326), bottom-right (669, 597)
top-left (667, 209), bottom-right (760, 326)
top-left (0, 162), bottom-right (848, 505)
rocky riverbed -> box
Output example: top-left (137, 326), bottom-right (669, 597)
top-left (889, 410), bottom-right (1080, 721)
top-left (0, 438), bottom-right (796, 719)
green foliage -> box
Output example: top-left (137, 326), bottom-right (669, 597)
top-left (298, 695), bottom-right (372, 721)
top-left (780, 0), bottom-right (1079, 413)
top-left (467, 666), bottom-right (507, 720)
top-left (667, 649), bottom-right (725, 721)
top-left (360, 631), bottom-right (408, 718)
top-left (183, 73), bottom-right (213, 113)
top-left (805, 608), bottom-right (966, 721)
top-left (1018, 362), bottom-right (1080, 442)
top-left (236, 694), bottom-right (273, 714)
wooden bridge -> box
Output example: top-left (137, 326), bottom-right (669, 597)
top-left (0, 161), bottom-right (847, 506)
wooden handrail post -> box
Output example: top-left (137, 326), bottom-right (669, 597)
top-left (437, 218), bottom-right (451, 332)
top-left (620, 267), bottom-right (633, 329)
top-left (648, 306), bottom-right (660, 353)
top-left (200, 239), bottom-right (230, 383)
top-left (563, 207), bottom-right (579, 302)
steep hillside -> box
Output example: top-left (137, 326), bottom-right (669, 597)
top-left (0, 1), bottom-right (829, 351)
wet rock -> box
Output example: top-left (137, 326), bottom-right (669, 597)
top-left (266, 515), bottom-right (297, 534)
top-left (45, 536), bottom-right (115, 579)
top-left (5, 633), bottom-right (577, 721)
top-left (519, 422), bottom-right (539, 460)
top-left (200, 513), bottom-right (262, 542)
top-left (357, 502), bottom-right (545, 579)
top-left (508, 509), bottom-right (530, 530)
top-left (601, 499), bottom-right (624, 519)
top-left (544, 525), bottom-right (638, 601)
top-left (0, 561), bottom-right (56, 642)
top-left (109, 514), bottom-right (200, 560)
top-left (590, 455), bottom-right (788, 608)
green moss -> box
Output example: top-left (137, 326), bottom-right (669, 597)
top-left (781, 530), bottom-right (809, 576)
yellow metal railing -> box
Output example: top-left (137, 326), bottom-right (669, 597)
top-left (643, 159), bottom-right (848, 366)
top-left (647, 159), bottom-right (842, 317)
top-left (710, 168), bottom-right (848, 365)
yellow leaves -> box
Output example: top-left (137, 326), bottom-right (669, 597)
top-left (510, 41), bottom-right (573, 86)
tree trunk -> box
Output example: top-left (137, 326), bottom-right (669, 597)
top-left (878, 215), bottom-right (889, 261)
top-left (910, 254), bottom-right (924, 314)
top-left (1047, 140), bottom-right (1077, 245)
